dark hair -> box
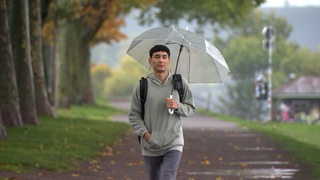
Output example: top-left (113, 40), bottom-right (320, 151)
top-left (149, 45), bottom-right (170, 58)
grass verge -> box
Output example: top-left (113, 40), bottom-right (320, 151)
top-left (0, 101), bottom-right (129, 173)
top-left (200, 110), bottom-right (320, 179)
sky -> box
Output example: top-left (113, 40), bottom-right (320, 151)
top-left (261, 0), bottom-right (320, 7)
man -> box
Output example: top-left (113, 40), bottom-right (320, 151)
top-left (128, 45), bottom-right (196, 180)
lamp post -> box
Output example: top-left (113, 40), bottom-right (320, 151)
top-left (262, 26), bottom-right (274, 121)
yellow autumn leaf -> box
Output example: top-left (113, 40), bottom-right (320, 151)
top-left (188, 160), bottom-right (196, 165)
top-left (201, 160), bottom-right (210, 165)
top-left (126, 161), bottom-right (144, 166)
top-left (101, 146), bottom-right (113, 156)
top-left (71, 173), bottom-right (80, 177)
top-left (240, 163), bottom-right (248, 167)
top-left (89, 160), bottom-right (98, 164)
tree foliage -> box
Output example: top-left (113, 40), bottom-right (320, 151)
top-left (138, 0), bottom-right (266, 28)
top-left (104, 56), bottom-right (147, 98)
top-left (217, 10), bottom-right (320, 120)
top-left (90, 64), bottom-right (112, 98)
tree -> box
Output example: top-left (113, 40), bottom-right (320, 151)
top-left (42, 0), bottom-right (153, 107)
top-left (29, 0), bottom-right (55, 117)
top-left (138, 0), bottom-right (266, 29)
top-left (0, 0), bottom-right (23, 127)
top-left (9, 0), bottom-right (38, 124)
top-left (217, 36), bottom-right (266, 120)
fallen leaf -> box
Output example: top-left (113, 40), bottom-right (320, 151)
top-left (101, 146), bottom-right (113, 156)
top-left (89, 160), bottom-right (98, 164)
top-left (126, 161), bottom-right (144, 166)
top-left (239, 163), bottom-right (248, 167)
top-left (188, 160), bottom-right (196, 165)
top-left (37, 172), bottom-right (47, 176)
top-left (107, 176), bottom-right (114, 180)
top-left (71, 173), bottom-right (80, 177)
top-left (110, 160), bottom-right (116, 165)
top-left (201, 160), bottom-right (210, 165)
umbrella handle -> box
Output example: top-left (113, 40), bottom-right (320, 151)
top-left (168, 94), bottom-right (174, 115)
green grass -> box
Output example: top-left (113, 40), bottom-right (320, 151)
top-left (0, 101), bottom-right (129, 173)
top-left (200, 110), bottom-right (320, 179)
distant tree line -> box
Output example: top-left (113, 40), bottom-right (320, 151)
top-left (216, 10), bottom-right (320, 120)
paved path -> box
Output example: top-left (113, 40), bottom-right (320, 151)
top-left (108, 100), bottom-right (308, 180)
top-left (0, 100), bottom-right (311, 179)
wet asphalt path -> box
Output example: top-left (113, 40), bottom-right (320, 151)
top-left (110, 99), bottom-right (310, 180)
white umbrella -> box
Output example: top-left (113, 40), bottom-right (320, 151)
top-left (127, 26), bottom-right (230, 83)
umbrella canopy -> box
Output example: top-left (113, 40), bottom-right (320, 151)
top-left (127, 26), bottom-right (230, 83)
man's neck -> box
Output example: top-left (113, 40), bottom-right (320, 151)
top-left (153, 71), bottom-right (169, 83)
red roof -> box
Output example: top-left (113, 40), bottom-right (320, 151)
top-left (273, 76), bottom-right (320, 98)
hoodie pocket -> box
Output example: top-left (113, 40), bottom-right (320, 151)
top-left (146, 130), bottom-right (179, 151)
top-left (141, 134), bottom-right (161, 151)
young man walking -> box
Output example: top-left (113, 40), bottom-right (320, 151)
top-left (128, 45), bottom-right (196, 180)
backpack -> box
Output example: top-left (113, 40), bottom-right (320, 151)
top-left (139, 74), bottom-right (185, 120)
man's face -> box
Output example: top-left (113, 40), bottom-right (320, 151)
top-left (149, 51), bottom-right (170, 73)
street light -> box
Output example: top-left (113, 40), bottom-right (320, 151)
top-left (262, 26), bottom-right (274, 121)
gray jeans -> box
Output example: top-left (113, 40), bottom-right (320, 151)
top-left (143, 150), bottom-right (182, 180)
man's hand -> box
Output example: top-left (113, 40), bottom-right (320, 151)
top-left (166, 97), bottom-right (179, 110)
top-left (143, 132), bottom-right (151, 141)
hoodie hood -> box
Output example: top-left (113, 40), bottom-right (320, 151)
top-left (147, 72), bottom-right (174, 86)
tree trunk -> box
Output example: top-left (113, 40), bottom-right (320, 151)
top-left (29, 0), bottom-right (55, 117)
top-left (78, 42), bottom-right (95, 104)
top-left (0, 0), bottom-right (23, 127)
top-left (64, 22), bottom-right (95, 105)
top-left (56, 21), bottom-right (95, 107)
top-left (0, 110), bottom-right (7, 139)
top-left (67, 22), bottom-right (81, 104)
top-left (56, 20), bottom-right (71, 108)
top-left (11, 0), bottom-right (38, 124)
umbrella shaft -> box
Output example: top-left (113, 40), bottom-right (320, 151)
top-left (174, 44), bottom-right (184, 74)
top-left (171, 44), bottom-right (184, 94)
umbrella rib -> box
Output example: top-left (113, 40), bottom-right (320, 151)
top-left (188, 48), bottom-right (191, 82)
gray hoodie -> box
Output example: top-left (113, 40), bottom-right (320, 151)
top-left (128, 72), bottom-right (196, 156)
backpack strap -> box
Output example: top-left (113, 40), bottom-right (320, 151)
top-left (173, 74), bottom-right (185, 102)
top-left (139, 77), bottom-right (148, 121)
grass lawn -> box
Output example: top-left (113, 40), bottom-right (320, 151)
top-left (0, 100), bottom-right (129, 173)
top-left (201, 110), bottom-right (320, 179)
